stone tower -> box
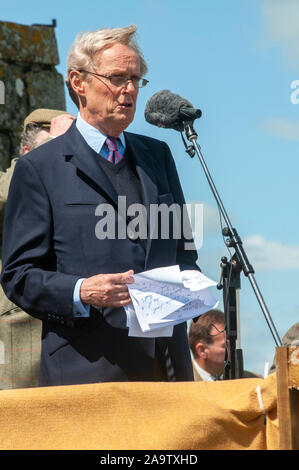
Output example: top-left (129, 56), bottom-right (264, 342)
top-left (0, 19), bottom-right (66, 170)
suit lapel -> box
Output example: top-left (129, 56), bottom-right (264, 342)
top-left (62, 122), bottom-right (119, 208)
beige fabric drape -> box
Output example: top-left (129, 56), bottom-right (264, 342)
top-left (0, 373), bottom-right (278, 450)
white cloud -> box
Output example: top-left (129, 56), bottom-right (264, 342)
top-left (243, 234), bottom-right (299, 271)
top-left (262, 0), bottom-right (299, 68)
top-left (198, 229), bottom-right (299, 273)
top-left (263, 117), bottom-right (299, 142)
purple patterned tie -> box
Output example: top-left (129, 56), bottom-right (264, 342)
top-left (105, 137), bottom-right (123, 164)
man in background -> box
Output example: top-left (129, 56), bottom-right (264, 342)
top-left (269, 322), bottom-right (299, 374)
top-left (188, 310), bottom-right (227, 381)
top-left (0, 109), bottom-right (74, 204)
top-left (189, 310), bottom-right (262, 381)
top-left (0, 109), bottom-right (74, 389)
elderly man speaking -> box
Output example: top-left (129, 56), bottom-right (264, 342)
top-left (1, 25), bottom-right (200, 386)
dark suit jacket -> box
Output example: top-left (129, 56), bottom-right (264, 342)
top-left (1, 122), bottom-right (199, 386)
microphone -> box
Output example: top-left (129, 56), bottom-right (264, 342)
top-left (144, 89), bottom-right (202, 132)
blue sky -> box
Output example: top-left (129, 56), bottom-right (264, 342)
top-left (2, 0), bottom-right (299, 375)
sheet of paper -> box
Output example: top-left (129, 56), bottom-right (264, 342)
top-left (181, 270), bottom-right (217, 290)
top-left (125, 265), bottom-right (219, 338)
top-left (126, 303), bottom-right (174, 337)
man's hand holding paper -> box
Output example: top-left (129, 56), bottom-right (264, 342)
top-left (125, 265), bottom-right (219, 337)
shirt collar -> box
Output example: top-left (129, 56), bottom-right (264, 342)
top-left (193, 359), bottom-right (216, 382)
top-left (75, 112), bottom-right (126, 154)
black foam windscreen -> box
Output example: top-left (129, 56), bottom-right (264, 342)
top-left (144, 89), bottom-right (196, 131)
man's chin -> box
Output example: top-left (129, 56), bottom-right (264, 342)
top-left (115, 113), bottom-right (135, 129)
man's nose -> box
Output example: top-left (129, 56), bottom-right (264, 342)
top-left (122, 80), bottom-right (137, 93)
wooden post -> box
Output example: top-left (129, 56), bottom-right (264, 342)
top-left (276, 345), bottom-right (299, 450)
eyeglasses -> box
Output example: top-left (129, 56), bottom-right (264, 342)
top-left (78, 70), bottom-right (149, 89)
top-left (208, 322), bottom-right (226, 336)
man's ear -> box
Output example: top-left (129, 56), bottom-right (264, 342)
top-left (69, 71), bottom-right (85, 97)
top-left (23, 146), bottom-right (31, 154)
top-left (195, 342), bottom-right (207, 359)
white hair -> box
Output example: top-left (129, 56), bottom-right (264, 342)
top-left (65, 25), bottom-right (148, 107)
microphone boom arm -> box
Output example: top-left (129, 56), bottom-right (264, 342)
top-left (183, 120), bottom-right (282, 348)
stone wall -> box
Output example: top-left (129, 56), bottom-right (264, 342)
top-left (0, 20), bottom-right (66, 170)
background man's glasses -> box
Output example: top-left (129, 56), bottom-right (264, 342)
top-left (78, 70), bottom-right (149, 89)
top-left (208, 322), bottom-right (226, 336)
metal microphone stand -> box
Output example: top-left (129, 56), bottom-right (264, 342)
top-left (218, 253), bottom-right (243, 379)
top-left (180, 119), bottom-right (282, 379)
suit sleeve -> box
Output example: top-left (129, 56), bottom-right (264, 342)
top-left (163, 142), bottom-right (201, 272)
top-left (0, 156), bottom-right (80, 322)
